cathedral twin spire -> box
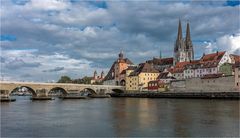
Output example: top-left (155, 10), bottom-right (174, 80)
top-left (176, 19), bottom-right (192, 50)
top-left (174, 19), bottom-right (194, 64)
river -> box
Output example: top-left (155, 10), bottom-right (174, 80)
top-left (1, 96), bottom-right (239, 137)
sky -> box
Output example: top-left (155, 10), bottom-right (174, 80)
top-left (0, 0), bottom-right (240, 82)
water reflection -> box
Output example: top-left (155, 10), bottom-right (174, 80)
top-left (1, 97), bottom-right (239, 137)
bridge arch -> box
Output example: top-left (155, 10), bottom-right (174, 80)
top-left (81, 88), bottom-right (97, 96)
top-left (10, 86), bottom-right (37, 97)
top-left (48, 87), bottom-right (68, 96)
top-left (112, 88), bottom-right (125, 93)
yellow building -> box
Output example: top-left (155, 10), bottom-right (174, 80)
top-left (126, 63), bottom-right (159, 92)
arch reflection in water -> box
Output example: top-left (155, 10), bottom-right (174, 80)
top-left (10, 86), bottom-right (35, 97)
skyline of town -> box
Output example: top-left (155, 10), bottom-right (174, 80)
top-left (1, 0), bottom-right (240, 82)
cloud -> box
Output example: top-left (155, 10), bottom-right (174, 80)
top-left (25, 0), bottom-right (69, 11)
top-left (204, 33), bottom-right (240, 54)
top-left (216, 34), bottom-right (240, 54)
top-left (20, 73), bottom-right (32, 78)
top-left (1, 1), bottom-right (239, 81)
top-left (43, 67), bottom-right (64, 72)
top-left (5, 58), bottom-right (41, 69)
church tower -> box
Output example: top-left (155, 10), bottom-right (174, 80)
top-left (185, 21), bottom-right (194, 61)
top-left (174, 19), bottom-right (194, 65)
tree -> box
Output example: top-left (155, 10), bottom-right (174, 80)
top-left (57, 76), bottom-right (72, 83)
top-left (81, 76), bottom-right (92, 84)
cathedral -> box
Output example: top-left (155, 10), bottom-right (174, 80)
top-left (174, 20), bottom-right (194, 65)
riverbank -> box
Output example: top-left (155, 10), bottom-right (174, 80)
top-left (110, 92), bottom-right (240, 99)
top-left (0, 98), bottom-right (16, 102)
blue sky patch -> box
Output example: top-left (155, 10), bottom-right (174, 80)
top-left (0, 34), bottom-right (17, 41)
top-left (88, 1), bottom-right (107, 9)
top-left (11, 0), bottom-right (29, 5)
top-left (225, 0), bottom-right (240, 6)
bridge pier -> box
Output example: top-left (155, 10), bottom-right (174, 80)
top-left (1, 90), bottom-right (16, 102)
top-left (31, 89), bottom-right (53, 100)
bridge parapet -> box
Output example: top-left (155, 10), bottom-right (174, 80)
top-left (0, 81), bottom-right (125, 97)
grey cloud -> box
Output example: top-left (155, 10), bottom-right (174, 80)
top-left (0, 57), bottom-right (6, 63)
top-left (5, 58), bottom-right (41, 69)
top-left (1, 1), bottom-right (239, 81)
top-left (20, 73), bottom-right (32, 78)
top-left (42, 67), bottom-right (64, 72)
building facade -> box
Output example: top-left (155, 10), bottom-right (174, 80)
top-left (90, 71), bottom-right (104, 84)
top-left (234, 62), bottom-right (240, 91)
top-left (146, 57), bottom-right (174, 72)
top-left (103, 51), bottom-right (133, 86)
top-left (126, 63), bottom-right (159, 91)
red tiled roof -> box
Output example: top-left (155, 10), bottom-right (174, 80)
top-left (146, 57), bottom-right (173, 65)
top-left (172, 68), bottom-right (184, 73)
top-left (175, 61), bottom-right (190, 68)
top-left (200, 51), bottom-right (225, 62)
top-left (231, 54), bottom-right (240, 63)
top-left (118, 58), bottom-right (134, 64)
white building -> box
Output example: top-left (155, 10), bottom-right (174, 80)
top-left (183, 51), bottom-right (233, 79)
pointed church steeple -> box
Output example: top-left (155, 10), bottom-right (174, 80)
top-left (177, 19), bottom-right (182, 40)
top-left (175, 19), bottom-right (183, 53)
top-left (185, 21), bottom-right (191, 42)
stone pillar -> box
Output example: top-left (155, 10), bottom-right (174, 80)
top-left (1, 90), bottom-right (10, 98)
top-left (36, 89), bottom-right (48, 97)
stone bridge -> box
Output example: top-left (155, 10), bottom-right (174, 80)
top-left (0, 81), bottom-right (125, 98)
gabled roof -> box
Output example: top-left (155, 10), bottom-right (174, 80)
top-left (102, 61), bottom-right (115, 81)
top-left (172, 68), bottom-right (185, 73)
top-left (146, 57), bottom-right (174, 66)
top-left (129, 63), bottom-right (159, 76)
top-left (157, 72), bottom-right (175, 79)
top-left (171, 61), bottom-right (191, 73)
top-left (175, 61), bottom-right (190, 68)
top-left (230, 54), bottom-right (240, 63)
top-left (200, 51), bottom-right (225, 62)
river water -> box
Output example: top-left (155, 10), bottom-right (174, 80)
top-left (1, 96), bottom-right (239, 137)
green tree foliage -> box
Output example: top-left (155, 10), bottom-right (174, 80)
top-left (71, 76), bottom-right (92, 84)
top-left (57, 76), bottom-right (72, 83)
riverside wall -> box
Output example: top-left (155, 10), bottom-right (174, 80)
top-left (170, 75), bottom-right (239, 92)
